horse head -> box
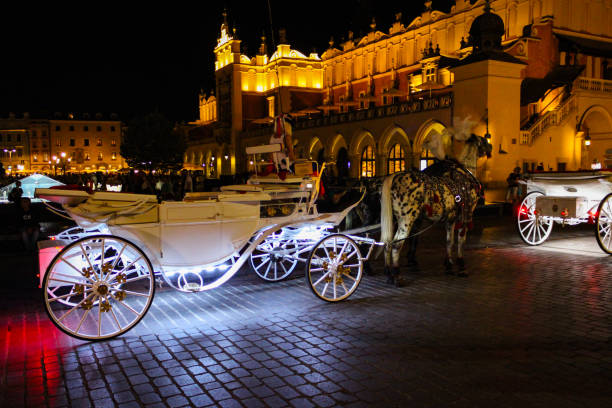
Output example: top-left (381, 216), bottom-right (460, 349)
top-left (466, 133), bottom-right (492, 159)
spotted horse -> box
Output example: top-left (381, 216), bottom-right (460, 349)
top-left (380, 134), bottom-right (490, 285)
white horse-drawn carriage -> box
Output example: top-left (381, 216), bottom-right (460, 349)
top-left (36, 149), bottom-right (381, 341)
top-left (517, 170), bottom-right (612, 253)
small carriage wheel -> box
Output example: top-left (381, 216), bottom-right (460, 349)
top-left (595, 193), bottom-right (612, 254)
top-left (517, 191), bottom-right (553, 245)
top-left (307, 234), bottom-right (362, 302)
top-left (43, 235), bottom-right (155, 341)
top-left (250, 231), bottom-right (299, 282)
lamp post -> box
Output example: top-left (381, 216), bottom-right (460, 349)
top-left (3, 148), bottom-right (16, 172)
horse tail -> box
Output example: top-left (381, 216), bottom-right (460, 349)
top-left (380, 173), bottom-right (397, 245)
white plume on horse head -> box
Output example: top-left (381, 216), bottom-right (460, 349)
top-left (422, 129), bottom-right (448, 160)
top-left (450, 115), bottom-right (478, 141)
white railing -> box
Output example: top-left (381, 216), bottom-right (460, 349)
top-left (576, 77), bottom-right (612, 94)
top-left (519, 94), bottom-right (577, 145)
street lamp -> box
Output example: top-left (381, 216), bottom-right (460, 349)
top-left (3, 148), bottom-right (16, 172)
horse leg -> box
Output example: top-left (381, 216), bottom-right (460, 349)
top-left (444, 222), bottom-right (455, 275)
top-left (389, 219), bottom-right (413, 287)
top-left (456, 227), bottom-right (468, 277)
top-left (406, 218), bottom-right (422, 272)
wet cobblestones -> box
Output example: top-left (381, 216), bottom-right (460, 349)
top-left (1, 216), bottom-right (611, 407)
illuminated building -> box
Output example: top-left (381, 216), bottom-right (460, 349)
top-left (0, 112), bottom-right (126, 173)
top-left (187, 0), bottom-right (612, 200)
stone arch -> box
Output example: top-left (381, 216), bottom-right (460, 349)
top-left (413, 119), bottom-right (449, 168)
top-left (329, 133), bottom-right (348, 160)
top-left (350, 129), bottom-right (376, 158)
top-left (379, 124), bottom-right (411, 173)
top-left (379, 124), bottom-right (410, 155)
top-left (578, 105), bottom-right (612, 168)
top-left (308, 136), bottom-right (323, 159)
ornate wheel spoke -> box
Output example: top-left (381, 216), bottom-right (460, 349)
top-left (44, 235), bottom-right (155, 341)
top-left (307, 234), bottom-right (362, 302)
top-left (517, 192), bottom-right (552, 245)
top-left (251, 231), bottom-right (298, 282)
top-left (596, 194), bottom-right (612, 254)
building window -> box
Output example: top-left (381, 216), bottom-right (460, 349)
top-left (96, 126), bottom-right (102, 131)
top-left (32, 130), bottom-right (37, 138)
top-left (382, 88), bottom-right (389, 105)
top-left (388, 144), bottom-right (405, 174)
top-left (339, 96), bottom-right (345, 113)
top-left (85, 152), bottom-right (90, 161)
top-left (359, 92), bottom-right (366, 109)
top-left (361, 146), bottom-right (376, 178)
top-left (97, 138), bottom-right (102, 146)
top-left (111, 152), bottom-right (117, 160)
top-left (70, 139), bottom-right (75, 147)
top-left (420, 148), bottom-right (435, 170)
top-left (55, 125), bottom-right (61, 131)
top-left (33, 155), bottom-right (38, 162)
top-left (110, 126), bottom-right (116, 132)
top-left (425, 67), bottom-right (436, 83)
top-left (98, 152), bottom-right (103, 161)
top-left (32, 142), bottom-right (37, 149)
top-left (7, 135), bottom-right (11, 142)
top-left (84, 139), bottom-right (89, 146)
top-left (42, 130), bottom-right (47, 137)
top-left (56, 139), bottom-right (61, 147)
top-left (17, 134), bottom-right (21, 142)
top-left (69, 125), bottom-right (75, 131)
top-left (84, 126), bottom-right (88, 131)
top-left (111, 139), bottom-right (116, 146)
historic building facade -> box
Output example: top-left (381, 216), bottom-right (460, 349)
top-left (0, 112), bottom-right (126, 174)
top-left (185, 0), bottom-right (612, 200)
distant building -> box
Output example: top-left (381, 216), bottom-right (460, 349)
top-left (0, 112), bottom-right (126, 174)
top-left (185, 0), bottom-right (612, 200)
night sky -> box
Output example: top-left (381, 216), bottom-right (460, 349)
top-left (0, 1), bottom-right (454, 123)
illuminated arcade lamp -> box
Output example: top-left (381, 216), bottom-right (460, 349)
top-left (584, 131), bottom-right (591, 146)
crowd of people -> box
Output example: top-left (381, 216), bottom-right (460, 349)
top-left (0, 168), bottom-right (249, 252)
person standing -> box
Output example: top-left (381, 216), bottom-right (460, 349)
top-left (9, 180), bottom-right (23, 204)
top-left (17, 197), bottom-right (40, 252)
top-left (505, 166), bottom-right (522, 203)
top-left (184, 171), bottom-right (193, 193)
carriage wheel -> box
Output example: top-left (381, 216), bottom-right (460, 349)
top-left (517, 192), bottom-right (553, 245)
top-left (43, 235), bottom-right (155, 341)
top-left (307, 234), bottom-right (362, 302)
top-left (595, 193), bottom-right (612, 254)
top-left (250, 231), bottom-right (299, 282)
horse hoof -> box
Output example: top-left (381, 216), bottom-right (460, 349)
top-left (394, 277), bottom-right (404, 288)
top-left (386, 276), bottom-right (395, 284)
top-left (445, 269), bottom-right (455, 276)
top-left (457, 258), bottom-right (466, 271)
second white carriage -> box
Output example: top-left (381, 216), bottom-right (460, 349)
top-left (516, 170), bottom-right (612, 253)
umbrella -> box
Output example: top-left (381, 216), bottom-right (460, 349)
top-left (1, 174), bottom-right (64, 201)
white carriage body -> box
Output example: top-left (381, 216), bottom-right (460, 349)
top-left (524, 172), bottom-right (612, 219)
top-left (517, 171), bottom-right (612, 253)
top-left (36, 171), bottom-right (357, 280)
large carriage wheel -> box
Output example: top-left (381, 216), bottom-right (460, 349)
top-left (307, 234), bottom-right (362, 302)
top-left (250, 230), bottom-right (299, 282)
top-left (517, 192), bottom-right (553, 245)
top-left (43, 235), bottom-right (155, 341)
top-left (595, 193), bottom-right (612, 254)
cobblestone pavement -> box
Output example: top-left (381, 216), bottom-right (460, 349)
top-left (1, 215), bottom-right (611, 407)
